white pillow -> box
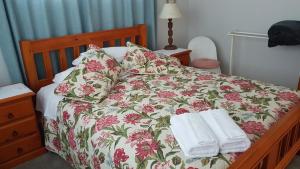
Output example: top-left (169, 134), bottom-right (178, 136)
top-left (52, 67), bottom-right (75, 83)
top-left (72, 47), bottom-right (128, 66)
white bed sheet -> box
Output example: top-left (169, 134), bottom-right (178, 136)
top-left (36, 83), bottom-right (63, 120)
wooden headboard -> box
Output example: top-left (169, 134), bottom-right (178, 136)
top-left (20, 24), bottom-right (147, 92)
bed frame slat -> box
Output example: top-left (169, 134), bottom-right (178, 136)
top-left (294, 125), bottom-right (300, 143)
top-left (42, 51), bottom-right (53, 79)
top-left (73, 46), bottom-right (80, 59)
top-left (59, 49), bottom-right (68, 71)
top-left (285, 133), bottom-right (292, 153)
top-left (108, 40), bottom-right (115, 47)
top-left (121, 38), bottom-right (126, 46)
top-left (266, 142), bottom-right (280, 169)
top-left (132, 35), bottom-right (136, 44)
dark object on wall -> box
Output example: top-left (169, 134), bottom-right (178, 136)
top-left (268, 20), bottom-right (300, 47)
top-left (298, 77), bottom-right (300, 90)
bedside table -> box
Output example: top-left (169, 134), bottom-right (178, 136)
top-left (0, 83), bottom-right (46, 169)
top-left (155, 48), bottom-right (192, 66)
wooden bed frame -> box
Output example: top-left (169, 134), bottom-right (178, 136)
top-left (20, 24), bottom-right (147, 92)
top-left (20, 24), bottom-right (300, 169)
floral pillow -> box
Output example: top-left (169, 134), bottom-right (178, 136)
top-left (122, 42), bottom-right (182, 74)
top-left (55, 49), bottom-right (121, 103)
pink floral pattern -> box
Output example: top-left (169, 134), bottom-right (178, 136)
top-left (192, 100), bottom-right (211, 111)
top-left (113, 148), bottom-right (129, 167)
top-left (85, 60), bottom-right (105, 72)
top-left (277, 92), bottom-right (299, 103)
top-left (241, 121), bottom-right (266, 135)
top-left (62, 111), bottom-right (70, 122)
top-left (68, 128), bottom-right (77, 150)
top-left (136, 140), bottom-right (159, 160)
top-left (45, 66), bottom-right (299, 169)
top-left (95, 115), bottom-right (120, 132)
top-left (224, 92), bottom-right (242, 102)
top-left (122, 42), bottom-right (183, 74)
top-left (176, 108), bottom-right (189, 115)
top-left (55, 83), bottom-right (70, 94)
top-left (55, 49), bottom-right (121, 103)
top-left (124, 114), bottom-right (142, 125)
top-left (157, 91), bottom-right (177, 98)
top-left (142, 104), bottom-right (155, 113)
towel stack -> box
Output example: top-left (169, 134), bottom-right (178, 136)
top-left (170, 109), bottom-right (251, 158)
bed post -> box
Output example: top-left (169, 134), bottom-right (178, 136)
top-left (138, 24), bottom-right (148, 47)
top-left (20, 41), bottom-right (38, 92)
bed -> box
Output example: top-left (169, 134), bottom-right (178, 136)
top-left (20, 24), bottom-right (300, 169)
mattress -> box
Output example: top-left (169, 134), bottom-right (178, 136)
top-left (36, 83), bottom-right (63, 120)
top-left (42, 66), bottom-right (300, 169)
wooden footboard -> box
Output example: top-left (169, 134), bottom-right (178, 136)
top-left (229, 103), bottom-right (300, 169)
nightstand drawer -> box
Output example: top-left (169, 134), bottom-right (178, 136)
top-left (0, 116), bottom-right (38, 145)
top-left (155, 49), bottom-right (191, 66)
top-left (171, 51), bottom-right (191, 66)
top-left (0, 98), bottom-right (34, 125)
top-left (0, 133), bottom-right (41, 163)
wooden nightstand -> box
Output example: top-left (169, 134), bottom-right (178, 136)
top-left (155, 48), bottom-right (192, 66)
top-left (0, 83), bottom-right (46, 169)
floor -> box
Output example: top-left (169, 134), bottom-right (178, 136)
top-left (14, 152), bottom-right (300, 169)
top-left (14, 152), bottom-right (72, 169)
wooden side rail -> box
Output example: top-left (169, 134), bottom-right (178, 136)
top-left (229, 103), bottom-right (300, 169)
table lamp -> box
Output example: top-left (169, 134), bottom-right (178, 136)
top-left (159, 1), bottom-right (182, 50)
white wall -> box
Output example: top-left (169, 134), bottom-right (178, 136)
top-left (0, 48), bottom-right (12, 86)
top-left (157, 0), bottom-right (300, 89)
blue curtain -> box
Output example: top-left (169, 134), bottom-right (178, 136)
top-left (0, 0), bottom-right (156, 85)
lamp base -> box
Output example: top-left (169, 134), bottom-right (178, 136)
top-left (164, 45), bottom-right (178, 50)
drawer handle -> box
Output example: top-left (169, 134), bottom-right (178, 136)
top-left (17, 147), bottom-right (23, 154)
top-left (12, 130), bottom-right (18, 137)
top-left (7, 113), bottom-right (15, 120)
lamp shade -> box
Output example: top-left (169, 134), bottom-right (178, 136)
top-left (159, 3), bottom-right (182, 19)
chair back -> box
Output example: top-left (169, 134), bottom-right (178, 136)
top-left (188, 36), bottom-right (217, 62)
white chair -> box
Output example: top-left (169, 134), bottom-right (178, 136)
top-left (188, 36), bottom-right (221, 73)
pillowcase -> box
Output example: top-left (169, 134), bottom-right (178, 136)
top-left (104, 47), bottom-right (128, 62)
top-left (55, 49), bottom-right (121, 103)
top-left (72, 45), bottom-right (127, 65)
top-left (52, 67), bottom-right (75, 83)
top-left (122, 42), bottom-right (182, 74)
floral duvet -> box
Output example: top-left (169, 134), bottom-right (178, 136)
top-left (44, 67), bottom-right (300, 169)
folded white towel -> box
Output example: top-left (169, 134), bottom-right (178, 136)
top-left (170, 113), bottom-right (219, 158)
top-left (199, 109), bottom-right (251, 153)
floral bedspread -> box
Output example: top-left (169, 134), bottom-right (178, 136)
top-left (44, 67), bottom-right (300, 169)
